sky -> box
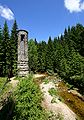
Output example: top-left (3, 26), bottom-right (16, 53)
top-left (0, 0), bottom-right (84, 41)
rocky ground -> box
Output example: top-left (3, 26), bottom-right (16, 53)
top-left (40, 82), bottom-right (77, 120)
top-left (34, 74), bottom-right (78, 120)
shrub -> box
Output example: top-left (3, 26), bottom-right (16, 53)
top-left (13, 75), bottom-right (48, 120)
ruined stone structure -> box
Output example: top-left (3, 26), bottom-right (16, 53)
top-left (17, 30), bottom-right (29, 76)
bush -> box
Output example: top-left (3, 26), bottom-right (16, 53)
top-left (13, 75), bottom-right (48, 120)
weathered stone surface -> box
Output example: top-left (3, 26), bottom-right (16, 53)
top-left (17, 30), bottom-right (29, 76)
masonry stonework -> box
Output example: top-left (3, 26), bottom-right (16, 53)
top-left (17, 30), bottom-right (29, 76)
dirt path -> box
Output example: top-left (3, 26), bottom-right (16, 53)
top-left (34, 74), bottom-right (77, 120)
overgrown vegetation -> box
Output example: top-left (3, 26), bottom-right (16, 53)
top-left (12, 75), bottom-right (48, 120)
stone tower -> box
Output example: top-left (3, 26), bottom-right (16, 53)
top-left (17, 30), bottom-right (29, 76)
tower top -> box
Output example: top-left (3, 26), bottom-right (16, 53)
top-left (17, 30), bottom-right (28, 34)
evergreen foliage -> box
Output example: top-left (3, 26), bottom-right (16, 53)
top-left (0, 26), bottom-right (3, 76)
top-left (28, 39), bottom-right (38, 72)
top-left (46, 37), bottom-right (54, 72)
top-left (2, 21), bottom-right (10, 76)
top-left (37, 41), bottom-right (47, 72)
top-left (10, 20), bottom-right (18, 76)
top-left (0, 20), bottom-right (18, 77)
top-left (0, 21), bottom-right (84, 94)
top-left (28, 24), bottom-right (84, 94)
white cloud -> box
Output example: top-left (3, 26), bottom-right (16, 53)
top-left (64, 0), bottom-right (84, 13)
top-left (0, 4), bottom-right (14, 20)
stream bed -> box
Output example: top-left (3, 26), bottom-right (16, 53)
top-left (58, 81), bottom-right (84, 120)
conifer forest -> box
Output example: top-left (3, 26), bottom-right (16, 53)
top-left (0, 21), bottom-right (84, 120)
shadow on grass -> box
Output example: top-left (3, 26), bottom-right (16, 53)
top-left (0, 97), bottom-right (15, 120)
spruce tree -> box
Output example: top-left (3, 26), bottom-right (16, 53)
top-left (10, 20), bottom-right (18, 76)
top-left (46, 36), bottom-right (54, 72)
top-left (28, 39), bottom-right (38, 72)
top-left (2, 21), bottom-right (10, 76)
top-left (0, 26), bottom-right (3, 76)
top-left (53, 37), bottom-right (59, 72)
top-left (37, 41), bottom-right (47, 72)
